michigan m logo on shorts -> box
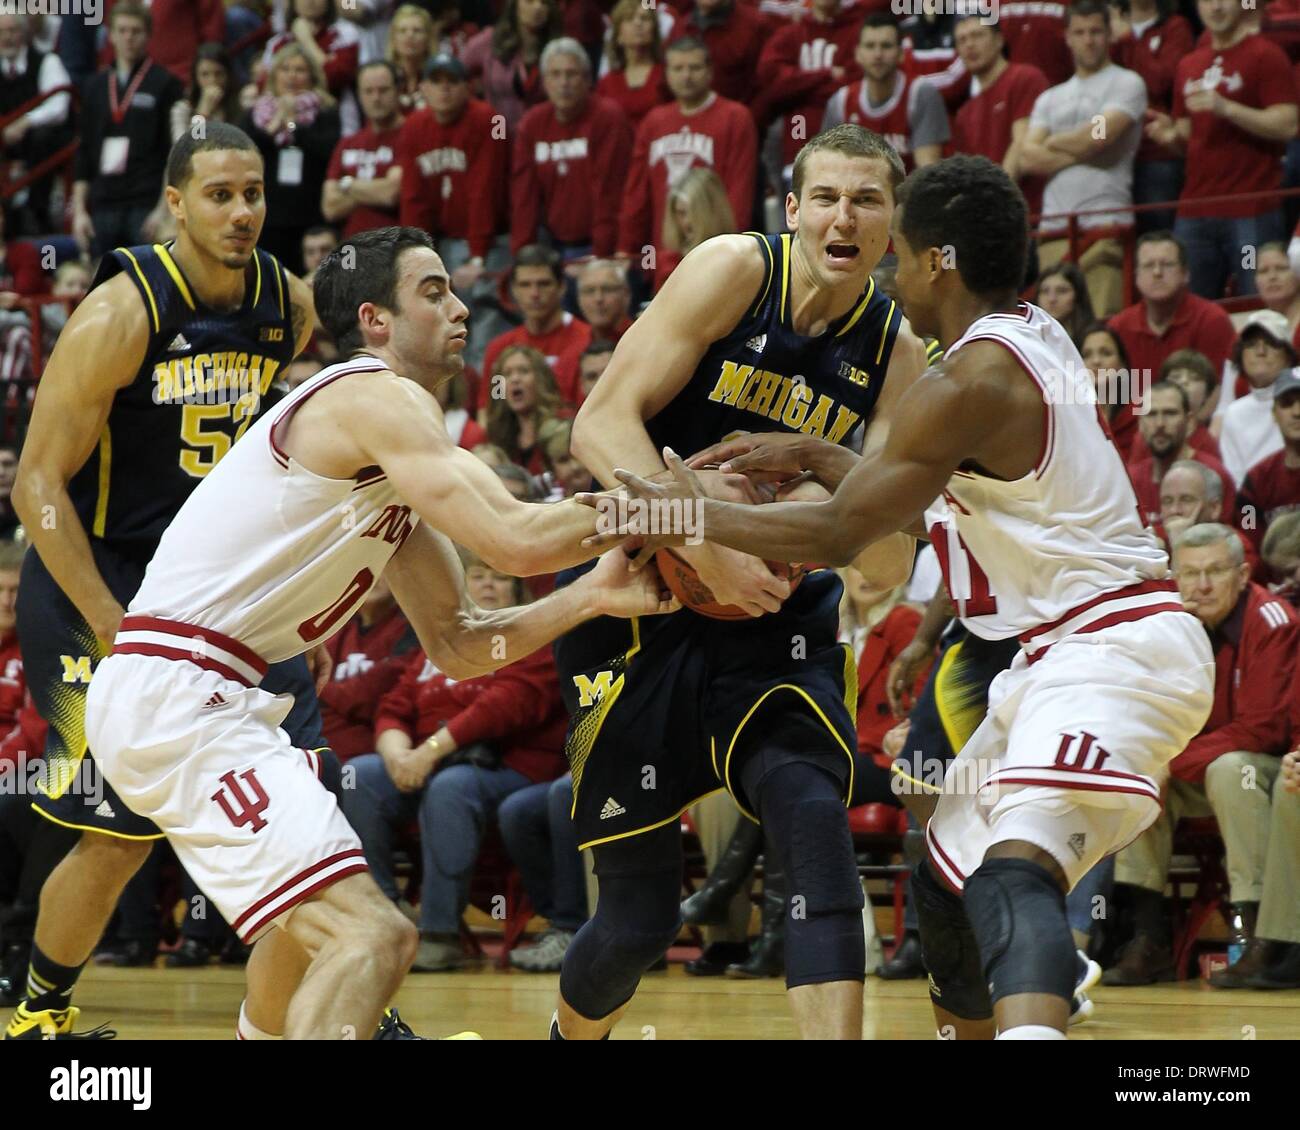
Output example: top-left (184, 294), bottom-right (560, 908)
top-left (573, 670), bottom-right (614, 708)
top-left (60, 655), bottom-right (93, 683)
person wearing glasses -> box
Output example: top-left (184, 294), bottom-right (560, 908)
top-left (1105, 522), bottom-right (1299, 986)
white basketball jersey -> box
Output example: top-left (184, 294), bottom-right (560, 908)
top-left (123, 357), bottom-right (420, 666)
top-left (925, 303), bottom-right (1169, 642)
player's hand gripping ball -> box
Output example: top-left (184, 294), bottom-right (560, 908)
top-left (655, 477), bottom-right (829, 619)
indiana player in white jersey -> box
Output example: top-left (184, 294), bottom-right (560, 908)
top-left (84, 227), bottom-right (675, 1040)
top-left (596, 156), bottom-right (1215, 1039)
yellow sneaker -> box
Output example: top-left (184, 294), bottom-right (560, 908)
top-left (4, 1002), bottom-right (116, 1040)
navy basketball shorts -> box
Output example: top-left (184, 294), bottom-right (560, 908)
top-left (17, 543), bottom-right (326, 840)
top-left (891, 624), bottom-right (1021, 799)
top-left (554, 566), bottom-right (859, 851)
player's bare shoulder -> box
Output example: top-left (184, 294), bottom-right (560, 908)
top-left (650, 233), bottom-right (770, 339)
top-left (45, 271), bottom-right (150, 393)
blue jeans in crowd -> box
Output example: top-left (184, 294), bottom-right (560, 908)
top-left (497, 773), bottom-right (588, 932)
top-left (1174, 210), bottom-right (1285, 299)
top-left (342, 753), bottom-right (530, 935)
top-left (1132, 160), bottom-right (1184, 236)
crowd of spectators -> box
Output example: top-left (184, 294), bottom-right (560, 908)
top-left (0, 0), bottom-right (1297, 991)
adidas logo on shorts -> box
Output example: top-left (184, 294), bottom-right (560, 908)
top-left (200, 692), bottom-right (228, 710)
top-left (1067, 832), bottom-right (1087, 859)
top-left (599, 797), bottom-right (626, 820)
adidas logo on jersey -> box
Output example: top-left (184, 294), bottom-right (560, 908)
top-left (95, 799), bottom-right (115, 819)
top-left (744, 333), bottom-right (767, 353)
top-left (200, 692), bottom-right (228, 710)
top-left (599, 797), bottom-right (626, 820)
top-left (167, 332), bottom-right (192, 352)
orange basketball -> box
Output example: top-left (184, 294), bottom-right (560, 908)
top-left (654, 549), bottom-right (806, 620)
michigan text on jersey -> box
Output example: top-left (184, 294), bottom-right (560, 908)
top-left (707, 360), bottom-right (861, 441)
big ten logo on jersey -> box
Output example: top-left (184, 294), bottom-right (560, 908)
top-left (838, 360), bottom-right (871, 389)
top-left (360, 504), bottom-right (414, 548)
top-left (800, 38), bottom-right (839, 72)
top-left (573, 669), bottom-right (614, 707)
top-left (707, 360), bottom-right (861, 442)
top-left (60, 654), bottom-right (93, 684)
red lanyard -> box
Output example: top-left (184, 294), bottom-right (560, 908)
top-left (109, 59), bottom-right (152, 126)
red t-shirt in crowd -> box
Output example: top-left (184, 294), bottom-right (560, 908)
top-left (669, 2), bottom-right (769, 104)
top-left (951, 62), bottom-right (1048, 211)
top-left (318, 604), bottom-right (417, 761)
top-left (0, 241), bottom-right (50, 296)
top-left (998, 1), bottom-right (1073, 86)
top-left (595, 65), bottom-right (671, 128)
top-left (1109, 290), bottom-right (1237, 385)
top-left (1238, 449), bottom-right (1300, 556)
top-left (510, 95), bottom-right (635, 256)
top-left (480, 313), bottom-right (593, 408)
top-left (0, 630), bottom-right (44, 771)
top-left (1110, 14), bottom-right (1195, 163)
top-left (1128, 448), bottom-right (1236, 525)
top-left (1173, 35), bottom-right (1298, 219)
top-left (617, 93), bottom-right (757, 258)
top-left (397, 99), bottom-right (508, 258)
top-left (326, 123), bottom-right (403, 238)
top-left (755, 8), bottom-right (866, 170)
top-left (853, 605), bottom-right (930, 766)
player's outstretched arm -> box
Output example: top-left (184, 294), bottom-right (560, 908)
top-left (384, 522), bottom-right (676, 680)
top-left (349, 374), bottom-right (612, 576)
top-left (600, 342), bottom-right (1031, 567)
top-left (11, 275), bottom-right (149, 644)
top-left (572, 234), bottom-right (767, 485)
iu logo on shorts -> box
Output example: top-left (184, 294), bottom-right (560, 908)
top-left (211, 768), bottom-right (270, 834)
top-left (1054, 732), bottom-right (1110, 772)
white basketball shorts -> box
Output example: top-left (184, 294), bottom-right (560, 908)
top-left (925, 608), bottom-right (1215, 893)
top-left (85, 643), bottom-right (367, 944)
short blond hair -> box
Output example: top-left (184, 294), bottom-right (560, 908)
top-left (791, 123), bottom-right (905, 201)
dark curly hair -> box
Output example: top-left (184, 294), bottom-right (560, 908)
top-left (896, 155), bottom-right (1028, 299)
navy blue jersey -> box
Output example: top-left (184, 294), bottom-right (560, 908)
top-left (67, 243), bottom-right (295, 553)
top-left (646, 231), bottom-right (902, 460)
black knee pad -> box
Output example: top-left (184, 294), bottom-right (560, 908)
top-left (963, 857), bottom-right (1074, 1005)
top-left (760, 765), bottom-right (865, 987)
top-left (913, 858), bottom-right (992, 1021)
top-left (559, 868), bottom-right (681, 1020)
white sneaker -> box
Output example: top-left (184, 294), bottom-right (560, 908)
top-left (1070, 949), bottom-right (1102, 1027)
top-left (509, 929), bottom-right (575, 972)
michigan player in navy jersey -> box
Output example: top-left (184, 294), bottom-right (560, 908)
top-left (5, 124), bottom-right (321, 1040)
top-left (549, 125), bottom-right (931, 1040)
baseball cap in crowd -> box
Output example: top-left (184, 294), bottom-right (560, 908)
top-left (1272, 369), bottom-right (1300, 401)
top-left (423, 54), bottom-right (467, 82)
top-left (1238, 308), bottom-right (1293, 351)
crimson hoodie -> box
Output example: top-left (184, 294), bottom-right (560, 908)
top-left (510, 94), bottom-right (634, 256)
top-left (1170, 583), bottom-right (1298, 783)
top-left (373, 645), bottom-right (568, 784)
top-left (397, 98), bottom-right (508, 258)
top-left (755, 5), bottom-right (865, 171)
top-left (0, 630), bottom-right (44, 771)
top-left (319, 604), bottom-right (418, 761)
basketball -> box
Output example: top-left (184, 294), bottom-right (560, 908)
top-left (654, 548), bottom-right (807, 619)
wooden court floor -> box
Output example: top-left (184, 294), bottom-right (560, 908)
top-left (72, 960), bottom-right (1300, 1040)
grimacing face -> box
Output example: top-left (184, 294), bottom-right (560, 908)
top-left (789, 150), bottom-right (894, 291)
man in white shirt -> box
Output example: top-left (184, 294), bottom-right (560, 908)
top-left (1019, 0), bottom-right (1146, 316)
top-left (1221, 310), bottom-right (1294, 485)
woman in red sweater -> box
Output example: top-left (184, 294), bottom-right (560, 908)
top-left (340, 554), bottom-right (570, 972)
top-left (596, 0), bottom-right (669, 128)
